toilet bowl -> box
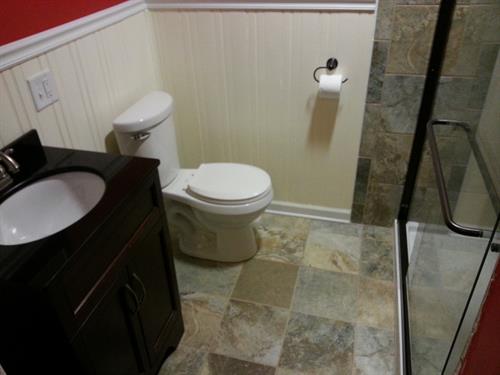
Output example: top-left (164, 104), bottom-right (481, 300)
top-left (113, 91), bottom-right (273, 262)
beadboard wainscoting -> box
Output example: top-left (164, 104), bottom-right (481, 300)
top-left (151, 10), bottom-right (375, 210)
top-left (0, 11), bottom-right (160, 153)
top-left (0, 3), bottom-right (376, 217)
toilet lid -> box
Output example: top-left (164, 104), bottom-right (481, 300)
top-left (188, 163), bottom-right (271, 201)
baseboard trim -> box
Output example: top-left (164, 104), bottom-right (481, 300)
top-left (266, 200), bottom-right (351, 223)
top-left (0, 0), bottom-right (146, 71)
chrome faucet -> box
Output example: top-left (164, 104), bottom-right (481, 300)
top-left (0, 149), bottom-right (20, 174)
top-left (0, 149), bottom-right (19, 191)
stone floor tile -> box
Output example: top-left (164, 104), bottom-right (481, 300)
top-left (292, 267), bottom-right (358, 322)
top-left (357, 277), bottom-right (395, 330)
top-left (303, 221), bottom-right (362, 274)
top-left (215, 299), bottom-right (289, 366)
top-left (203, 353), bottom-right (276, 375)
top-left (360, 234), bottom-right (394, 281)
top-left (232, 259), bottom-right (298, 308)
top-left (158, 346), bottom-right (207, 375)
top-left (411, 336), bottom-right (449, 375)
top-left (180, 293), bottom-right (227, 351)
top-left (408, 286), bottom-right (465, 340)
top-left (255, 214), bottom-right (311, 265)
top-left (353, 325), bottom-right (394, 375)
top-left (279, 312), bottom-right (354, 374)
top-left (174, 251), bottom-right (242, 297)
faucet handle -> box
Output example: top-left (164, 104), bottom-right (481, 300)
top-left (0, 149), bottom-right (20, 174)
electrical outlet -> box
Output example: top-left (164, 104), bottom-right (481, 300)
top-left (27, 70), bottom-right (58, 111)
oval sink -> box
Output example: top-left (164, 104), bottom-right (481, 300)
top-left (0, 171), bottom-right (106, 246)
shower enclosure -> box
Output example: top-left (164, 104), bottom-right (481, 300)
top-left (394, 1), bottom-right (500, 374)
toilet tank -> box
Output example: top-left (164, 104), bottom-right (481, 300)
top-left (113, 91), bottom-right (180, 187)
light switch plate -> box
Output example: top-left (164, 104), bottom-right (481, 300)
top-left (27, 70), bottom-right (58, 111)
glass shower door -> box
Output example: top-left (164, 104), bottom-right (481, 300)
top-left (397, 1), bottom-right (500, 374)
top-left (405, 122), bottom-right (498, 374)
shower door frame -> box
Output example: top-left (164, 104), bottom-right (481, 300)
top-left (394, 0), bottom-right (500, 373)
top-left (393, 1), bottom-right (457, 374)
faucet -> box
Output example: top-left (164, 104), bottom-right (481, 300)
top-left (0, 149), bottom-right (20, 174)
top-left (0, 149), bottom-right (20, 191)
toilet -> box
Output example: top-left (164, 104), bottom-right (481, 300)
top-left (113, 91), bottom-right (273, 262)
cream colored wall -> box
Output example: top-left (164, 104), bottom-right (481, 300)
top-left (151, 10), bottom-right (375, 210)
top-left (0, 9), bottom-right (375, 212)
top-left (0, 11), bottom-right (159, 152)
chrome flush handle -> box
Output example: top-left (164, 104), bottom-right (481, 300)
top-left (130, 132), bottom-right (150, 141)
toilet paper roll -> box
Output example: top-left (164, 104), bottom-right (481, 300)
top-left (318, 74), bottom-right (342, 99)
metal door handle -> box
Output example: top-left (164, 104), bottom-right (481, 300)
top-left (427, 119), bottom-right (483, 237)
top-left (124, 284), bottom-right (140, 314)
top-left (130, 132), bottom-right (150, 141)
top-left (132, 273), bottom-right (147, 305)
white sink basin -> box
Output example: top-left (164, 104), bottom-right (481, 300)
top-left (0, 171), bottom-right (106, 246)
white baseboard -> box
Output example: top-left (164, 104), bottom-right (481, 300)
top-left (266, 200), bottom-right (351, 223)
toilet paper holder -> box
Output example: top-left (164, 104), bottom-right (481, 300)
top-left (313, 58), bottom-right (349, 83)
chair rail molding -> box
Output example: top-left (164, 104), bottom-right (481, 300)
top-left (146, 0), bottom-right (376, 11)
top-left (0, 0), bottom-right (146, 71)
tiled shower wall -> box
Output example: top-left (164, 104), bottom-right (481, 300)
top-left (352, 0), bottom-right (500, 226)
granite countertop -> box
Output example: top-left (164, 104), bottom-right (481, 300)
top-left (0, 130), bottom-right (159, 283)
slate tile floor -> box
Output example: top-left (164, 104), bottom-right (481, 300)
top-left (159, 214), bottom-right (396, 375)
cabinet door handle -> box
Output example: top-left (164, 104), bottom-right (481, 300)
top-left (124, 284), bottom-right (140, 314)
top-left (132, 273), bottom-right (147, 305)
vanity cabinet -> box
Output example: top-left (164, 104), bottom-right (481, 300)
top-left (73, 211), bottom-right (182, 375)
top-left (0, 149), bottom-right (183, 375)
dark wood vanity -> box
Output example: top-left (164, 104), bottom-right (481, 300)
top-left (0, 131), bottom-right (183, 375)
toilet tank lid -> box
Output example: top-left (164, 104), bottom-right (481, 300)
top-left (113, 91), bottom-right (173, 133)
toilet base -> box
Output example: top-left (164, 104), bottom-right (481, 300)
top-left (178, 225), bottom-right (258, 262)
top-left (165, 199), bottom-right (261, 262)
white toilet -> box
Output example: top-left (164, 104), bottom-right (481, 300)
top-left (113, 91), bottom-right (273, 262)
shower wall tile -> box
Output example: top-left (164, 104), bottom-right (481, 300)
top-left (359, 104), bottom-right (383, 158)
top-left (465, 5), bottom-right (500, 43)
top-left (442, 6), bottom-right (481, 76)
top-left (353, 158), bottom-right (372, 205)
top-left (363, 183), bottom-right (403, 227)
top-left (367, 42), bottom-right (389, 103)
top-left (386, 5), bottom-right (437, 74)
top-left (371, 133), bottom-right (413, 185)
top-left (380, 75), bottom-right (425, 134)
top-left (375, 0), bottom-right (396, 40)
top-left (354, 0), bottom-right (499, 227)
top-left (476, 44), bottom-right (500, 75)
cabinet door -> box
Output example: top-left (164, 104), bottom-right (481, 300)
top-left (128, 219), bottom-right (183, 366)
top-left (73, 270), bottom-right (147, 375)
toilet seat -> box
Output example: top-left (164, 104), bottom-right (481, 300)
top-left (163, 166), bottom-right (273, 215)
top-left (187, 163), bottom-right (272, 203)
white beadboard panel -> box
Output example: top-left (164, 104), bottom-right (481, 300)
top-left (151, 10), bottom-right (375, 209)
top-left (0, 12), bottom-right (159, 151)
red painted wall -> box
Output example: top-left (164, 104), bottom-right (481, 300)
top-left (0, 0), bottom-right (127, 46)
top-left (459, 260), bottom-right (500, 375)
